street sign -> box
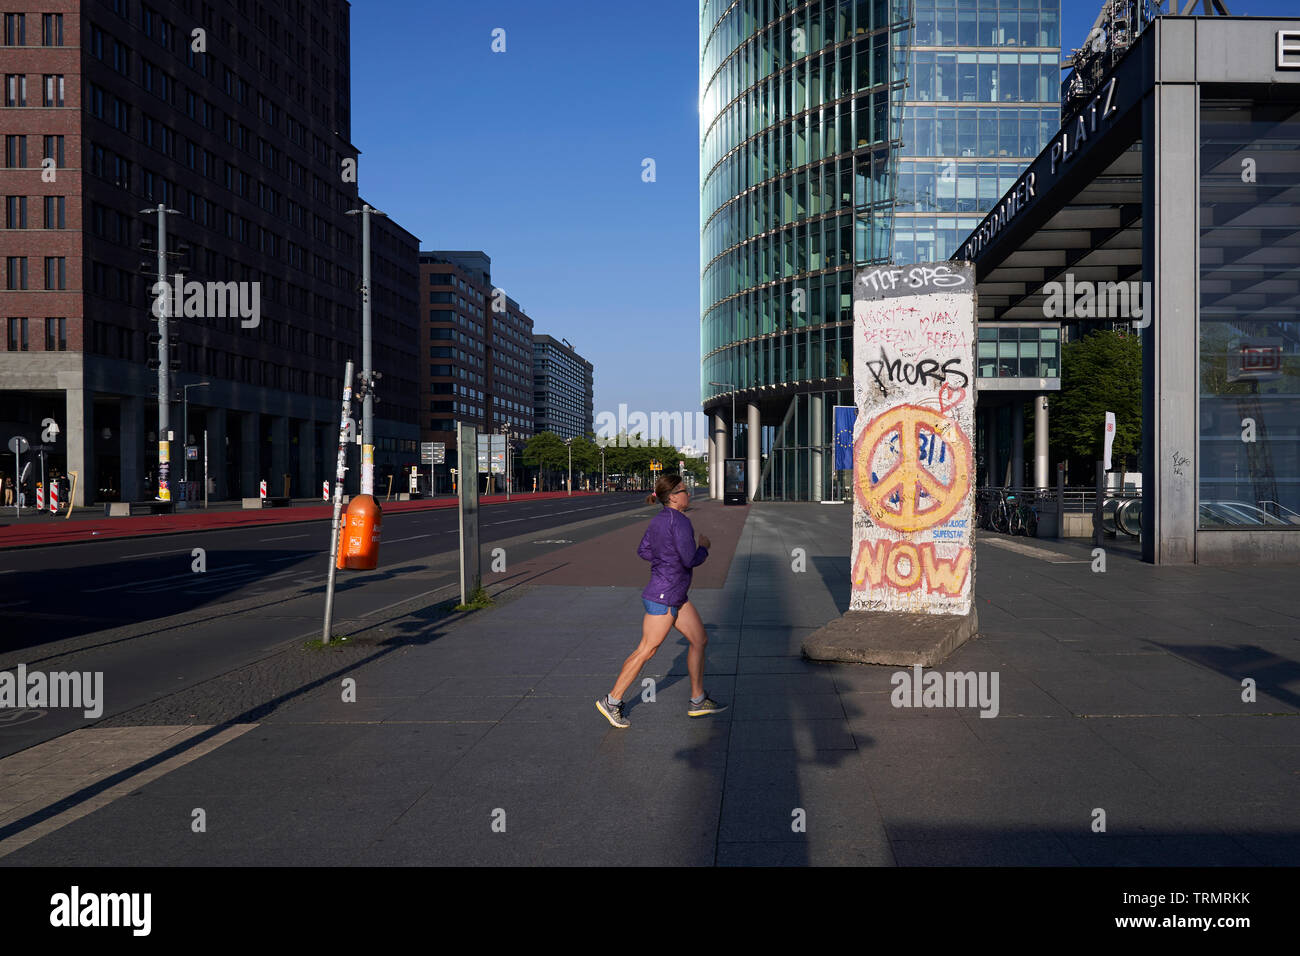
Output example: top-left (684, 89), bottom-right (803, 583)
top-left (7, 436), bottom-right (28, 455)
top-left (422, 441), bottom-right (447, 465)
top-left (186, 445), bottom-right (198, 461)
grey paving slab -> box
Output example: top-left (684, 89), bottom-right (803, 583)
top-left (5, 502), bottom-right (1297, 867)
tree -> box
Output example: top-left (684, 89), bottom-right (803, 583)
top-left (1052, 328), bottom-right (1142, 481)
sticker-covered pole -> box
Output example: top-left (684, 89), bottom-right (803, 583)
top-left (322, 360), bottom-right (355, 645)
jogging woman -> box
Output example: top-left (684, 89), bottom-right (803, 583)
top-left (596, 474), bottom-right (727, 729)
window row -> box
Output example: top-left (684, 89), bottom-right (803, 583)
top-left (908, 50), bottom-right (1059, 105)
top-left (3, 196), bottom-right (67, 229)
top-left (1, 13), bottom-right (63, 46)
top-left (703, 94), bottom-right (893, 218)
top-left (3, 256), bottom-right (68, 290)
top-left (703, 270), bottom-right (856, 357)
top-left (702, 40), bottom-right (896, 176)
top-left (5, 317), bottom-right (67, 352)
top-left (899, 105), bottom-right (1057, 159)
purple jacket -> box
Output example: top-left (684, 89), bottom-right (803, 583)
top-left (638, 506), bottom-right (708, 606)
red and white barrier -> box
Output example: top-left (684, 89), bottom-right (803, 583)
top-left (49, 481), bottom-right (59, 514)
top-left (322, 481), bottom-right (329, 500)
top-left (36, 483), bottom-right (44, 511)
top-left (259, 479), bottom-right (267, 499)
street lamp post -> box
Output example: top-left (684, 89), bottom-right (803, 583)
top-left (498, 424), bottom-right (512, 502)
top-left (600, 445), bottom-right (605, 493)
top-left (709, 381), bottom-right (737, 458)
top-left (142, 203), bottom-right (182, 501)
top-left (345, 203), bottom-right (387, 497)
top-left (565, 438), bottom-right (572, 496)
top-left (181, 380), bottom-right (210, 488)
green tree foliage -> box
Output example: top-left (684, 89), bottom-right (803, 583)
top-left (1052, 329), bottom-right (1142, 472)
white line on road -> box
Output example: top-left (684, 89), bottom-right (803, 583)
top-left (259, 533), bottom-right (308, 542)
top-left (84, 563), bottom-right (255, 593)
top-left (385, 534), bottom-right (432, 543)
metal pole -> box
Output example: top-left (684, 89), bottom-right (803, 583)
top-left (203, 429), bottom-right (209, 509)
top-left (13, 448), bottom-right (18, 517)
top-left (182, 388), bottom-right (188, 485)
top-left (1093, 459), bottom-right (1104, 548)
top-left (39, 446), bottom-right (45, 516)
top-left (731, 393), bottom-right (736, 459)
top-left (154, 205), bottom-right (171, 502)
top-left (567, 442), bottom-right (572, 496)
top-left (322, 360), bottom-right (356, 645)
top-left (1055, 461), bottom-right (1064, 541)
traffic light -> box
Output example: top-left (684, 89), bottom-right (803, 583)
top-left (146, 332), bottom-right (180, 371)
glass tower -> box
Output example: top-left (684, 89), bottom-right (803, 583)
top-left (700, 0), bottom-right (1060, 500)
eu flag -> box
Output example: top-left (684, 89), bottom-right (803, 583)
top-left (833, 406), bottom-right (857, 469)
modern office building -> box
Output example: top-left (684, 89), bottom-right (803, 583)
top-left (362, 201), bottom-right (421, 486)
top-left (957, 12), bottom-right (1300, 564)
top-left (699, 0), bottom-right (1060, 500)
top-left (0, 0), bottom-right (418, 503)
top-left (418, 250), bottom-right (535, 456)
top-left (532, 334), bottom-right (593, 441)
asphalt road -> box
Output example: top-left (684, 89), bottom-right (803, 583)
top-left (0, 493), bottom-right (653, 756)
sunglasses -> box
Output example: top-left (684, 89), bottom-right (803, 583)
top-left (670, 488), bottom-right (689, 496)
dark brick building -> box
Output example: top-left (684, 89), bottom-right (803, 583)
top-left (0, 0), bottom-right (418, 503)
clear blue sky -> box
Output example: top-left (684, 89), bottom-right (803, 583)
top-left (349, 0), bottom-right (1297, 447)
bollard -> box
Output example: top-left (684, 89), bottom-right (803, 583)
top-left (322, 480), bottom-right (329, 501)
top-left (259, 479), bottom-right (267, 500)
top-left (49, 480), bottom-right (59, 514)
top-left (36, 482), bottom-right (45, 512)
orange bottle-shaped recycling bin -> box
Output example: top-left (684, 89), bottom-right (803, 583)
top-left (336, 494), bottom-right (382, 570)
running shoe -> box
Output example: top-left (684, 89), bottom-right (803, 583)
top-left (687, 694), bottom-right (728, 717)
top-left (596, 696), bottom-right (630, 729)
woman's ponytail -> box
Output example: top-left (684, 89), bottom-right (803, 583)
top-left (648, 473), bottom-right (682, 507)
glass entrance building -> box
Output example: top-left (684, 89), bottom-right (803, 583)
top-left (700, 0), bottom-right (1059, 500)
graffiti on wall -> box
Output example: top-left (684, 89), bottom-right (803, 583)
top-left (850, 262), bottom-right (976, 616)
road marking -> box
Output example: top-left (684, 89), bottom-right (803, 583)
top-left (386, 534), bottom-right (432, 543)
top-left (259, 533), bottom-right (308, 542)
top-left (120, 547), bottom-right (191, 560)
top-left (84, 563), bottom-right (255, 593)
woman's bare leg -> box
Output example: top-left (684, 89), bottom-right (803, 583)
top-left (673, 600), bottom-right (708, 701)
top-left (609, 611), bottom-right (676, 701)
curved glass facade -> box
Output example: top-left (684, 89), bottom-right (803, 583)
top-left (701, 0), bottom-right (908, 410)
top-left (700, 0), bottom-right (1058, 499)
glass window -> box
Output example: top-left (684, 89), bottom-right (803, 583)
top-left (1199, 98), bottom-right (1300, 527)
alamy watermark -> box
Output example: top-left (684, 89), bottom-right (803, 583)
top-left (50, 886), bottom-right (150, 936)
top-left (1042, 275), bottom-right (1151, 328)
top-left (890, 665), bottom-right (999, 718)
top-left (151, 272), bottom-right (261, 328)
top-left (593, 403), bottom-right (708, 449)
top-left (0, 664), bottom-right (103, 718)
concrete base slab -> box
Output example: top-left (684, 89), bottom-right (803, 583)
top-left (801, 607), bottom-right (978, 667)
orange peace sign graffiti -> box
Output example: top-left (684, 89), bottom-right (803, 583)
top-left (854, 404), bottom-right (972, 532)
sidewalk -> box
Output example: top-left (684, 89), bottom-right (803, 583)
top-left (0, 490), bottom-right (603, 550)
top-left (0, 500), bottom-right (1296, 866)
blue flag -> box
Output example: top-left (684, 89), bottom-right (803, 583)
top-left (833, 406), bottom-right (857, 470)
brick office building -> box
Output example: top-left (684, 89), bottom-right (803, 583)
top-left (0, 0), bottom-right (418, 504)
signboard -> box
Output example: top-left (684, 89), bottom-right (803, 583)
top-left (421, 441), bottom-right (446, 465)
top-left (186, 445), bottom-right (198, 461)
top-left (457, 423), bottom-right (481, 604)
top-left (850, 262), bottom-right (976, 616)
top-left (723, 458), bottom-right (746, 505)
top-left (1228, 337), bottom-right (1283, 382)
top-left (476, 435), bottom-right (504, 474)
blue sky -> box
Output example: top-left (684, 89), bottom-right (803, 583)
top-left (349, 1), bottom-right (1296, 448)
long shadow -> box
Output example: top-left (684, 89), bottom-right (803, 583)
top-left (1149, 641), bottom-right (1300, 711)
top-left (618, 503), bottom-right (873, 865)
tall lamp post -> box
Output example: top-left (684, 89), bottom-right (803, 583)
top-left (345, 203), bottom-right (387, 497)
top-left (600, 444), bottom-right (605, 494)
top-left (181, 380), bottom-right (209, 488)
top-left (142, 203), bottom-right (182, 501)
top-left (708, 381), bottom-right (737, 458)
top-left (498, 423), bottom-right (513, 501)
top-left (565, 437), bottom-right (572, 496)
